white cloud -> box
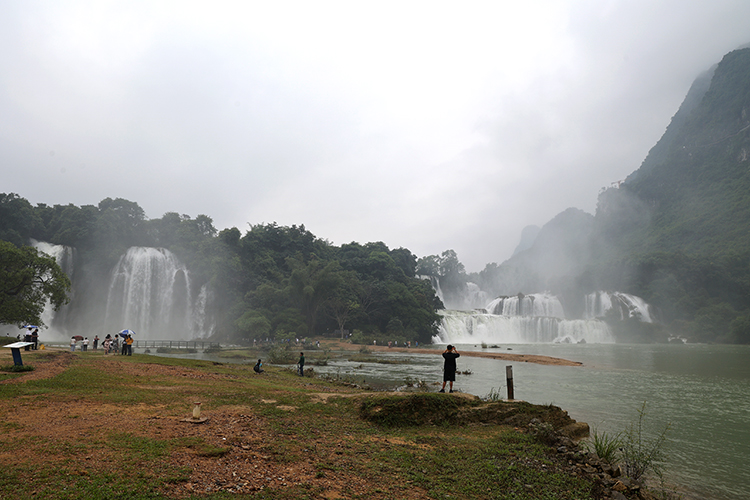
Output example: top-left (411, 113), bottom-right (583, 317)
top-left (2, 0), bottom-right (750, 270)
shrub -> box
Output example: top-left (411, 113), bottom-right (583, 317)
top-left (588, 427), bottom-right (622, 464)
top-left (621, 402), bottom-right (670, 481)
top-left (483, 387), bottom-right (504, 402)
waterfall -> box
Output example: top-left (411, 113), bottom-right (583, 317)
top-left (30, 239), bottom-right (75, 332)
top-left (434, 310), bottom-right (614, 344)
top-left (486, 293), bottom-right (566, 318)
top-left (585, 291), bottom-right (653, 322)
top-left (419, 276), bottom-right (489, 310)
top-left (192, 284), bottom-right (215, 339)
top-left (104, 247), bottom-right (210, 340)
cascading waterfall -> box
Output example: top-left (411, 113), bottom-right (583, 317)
top-left (419, 276), bottom-right (489, 310)
top-left (30, 239), bottom-right (75, 332)
top-left (434, 309), bottom-right (614, 344)
top-left (192, 284), bottom-right (215, 339)
top-left (486, 293), bottom-right (566, 318)
top-left (584, 291), bottom-right (653, 322)
top-left (104, 247), bottom-right (212, 340)
top-left (428, 285), bottom-right (658, 343)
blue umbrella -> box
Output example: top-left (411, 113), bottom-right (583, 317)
top-left (21, 325), bottom-right (40, 329)
top-left (119, 329), bottom-right (136, 338)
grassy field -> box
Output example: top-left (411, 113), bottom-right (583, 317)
top-left (0, 344), bottom-right (603, 499)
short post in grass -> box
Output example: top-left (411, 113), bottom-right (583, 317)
top-left (506, 365), bottom-right (514, 400)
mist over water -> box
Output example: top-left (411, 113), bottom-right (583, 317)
top-left (432, 280), bottom-right (653, 344)
top-left (436, 310), bottom-right (615, 344)
top-left (104, 247), bottom-right (194, 340)
top-left (29, 242), bottom-right (214, 341)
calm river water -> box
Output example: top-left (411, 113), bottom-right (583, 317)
top-left (312, 343), bottom-right (750, 500)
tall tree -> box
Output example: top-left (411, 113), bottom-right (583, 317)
top-left (286, 257), bottom-right (343, 336)
top-left (0, 241), bottom-right (71, 327)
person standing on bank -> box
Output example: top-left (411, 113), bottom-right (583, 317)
top-left (439, 345), bottom-right (460, 393)
top-left (126, 334), bottom-right (134, 356)
top-left (298, 352), bottom-right (305, 376)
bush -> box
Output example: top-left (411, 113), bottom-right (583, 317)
top-left (621, 402), bottom-right (670, 481)
top-left (482, 387), bottom-right (504, 402)
top-left (528, 418), bottom-right (556, 445)
top-left (588, 427), bottom-right (621, 464)
top-left (267, 345), bottom-right (296, 364)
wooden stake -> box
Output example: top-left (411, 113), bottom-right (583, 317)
top-left (506, 365), bottom-right (514, 400)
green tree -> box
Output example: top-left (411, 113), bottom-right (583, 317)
top-left (286, 257), bottom-right (343, 336)
top-left (0, 241), bottom-right (71, 326)
top-left (326, 270), bottom-right (361, 338)
top-left (0, 193), bottom-right (44, 246)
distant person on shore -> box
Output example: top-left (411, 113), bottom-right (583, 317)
top-left (126, 334), bottom-right (134, 356)
top-left (253, 359), bottom-right (264, 374)
top-left (112, 336), bottom-right (119, 355)
top-left (298, 352), bottom-right (305, 376)
top-left (70, 337), bottom-right (77, 352)
top-left (103, 337), bottom-right (111, 354)
top-left (31, 328), bottom-right (39, 350)
top-left (439, 345), bottom-right (460, 393)
top-left (93, 335), bottom-right (99, 351)
top-left (82, 337), bottom-right (89, 352)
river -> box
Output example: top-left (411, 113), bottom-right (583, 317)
top-left (311, 343), bottom-right (750, 500)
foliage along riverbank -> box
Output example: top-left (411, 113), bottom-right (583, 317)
top-left (0, 344), bottom-right (680, 500)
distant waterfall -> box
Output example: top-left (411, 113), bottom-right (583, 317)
top-left (30, 239), bottom-right (75, 331)
top-left (104, 247), bottom-right (212, 340)
top-left (486, 293), bottom-right (566, 318)
top-left (434, 310), bottom-right (614, 344)
top-left (584, 291), bottom-right (653, 322)
top-left (419, 276), bottom-right (489, 310)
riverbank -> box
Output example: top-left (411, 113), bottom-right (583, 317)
top-left (328, 340), bottom-right (584, 366)
top-left (0, 347), bottom-right (664, 499)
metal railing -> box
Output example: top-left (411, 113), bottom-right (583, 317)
top-left (134, 340), bottom-right (221, 349)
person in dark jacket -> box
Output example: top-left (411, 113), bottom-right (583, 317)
top-left (439, 345), bottom-right (460, 393)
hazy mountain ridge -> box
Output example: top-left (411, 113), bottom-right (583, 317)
top-left (487, 47), bottom-right (750, 342)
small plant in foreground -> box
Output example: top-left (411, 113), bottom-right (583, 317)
top-left (528, 418), bottom-right (556, 445)
top-left (483, 387), bottom-right (504, 402)
top-left (621, 402), bottom-right (670, 481)
top-left (588, 427), bottom-right (621, 464)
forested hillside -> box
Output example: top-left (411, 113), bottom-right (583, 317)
top-left (0, 193), bottom-right (442, 343)
top-left (588, 47), bottom-right (750, 343)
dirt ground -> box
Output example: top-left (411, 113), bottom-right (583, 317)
top-left (0, 350), bottom-right (435, 498)
top-left (0, 343), bottom-right (586, 499)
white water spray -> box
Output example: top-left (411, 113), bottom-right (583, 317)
top-left (104, 247), bottom-right (211, 340)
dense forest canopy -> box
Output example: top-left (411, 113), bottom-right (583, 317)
top-left (0, 193), bottom-right (442, 343)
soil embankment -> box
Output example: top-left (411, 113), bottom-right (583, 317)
top-left (328, 341), bottom-right (583, 366)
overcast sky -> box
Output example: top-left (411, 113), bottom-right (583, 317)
top-left (2, 1), bottom-right (749, 271)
